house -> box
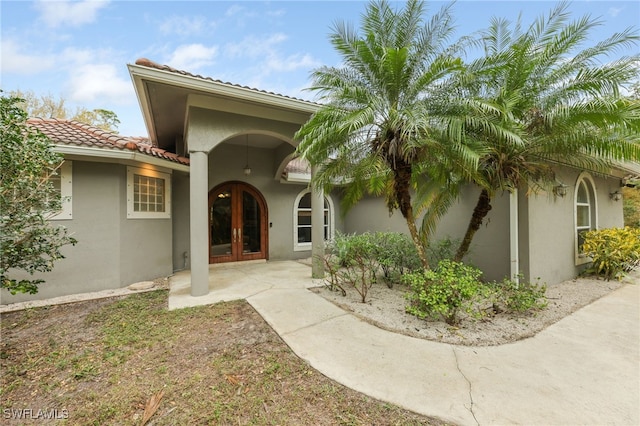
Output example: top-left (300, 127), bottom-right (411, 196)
top-left (2, 58), bottom-right (637, 304)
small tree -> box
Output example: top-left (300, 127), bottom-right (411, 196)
top-left (1, 94), bottom-right (77, 294)
top-left (9, 90), bottom-right (121, 132)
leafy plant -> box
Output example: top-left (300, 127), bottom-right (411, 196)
top-left (582, 227), bottom-right (640, 280)
top-left (403, 260), bottom-right (484, 325)
top-left (623, 187), bottom-right (640, 228)
top-left (486, 277), bottom-right (547, 313)
top-left (371, 232), bottom-right (421, 287)
top-left (324, 233), bottom-right (378, 302)
top-left (426, 236), bottom-right (462, 266)
top-left (1, 94), bottom-right (77, 294)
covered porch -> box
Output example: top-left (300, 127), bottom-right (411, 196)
top-left (129, 59), bottom-right (327, 298)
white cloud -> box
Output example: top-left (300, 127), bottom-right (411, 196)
top-left (166, 44), bottom-right (218, 71)
top-left (608, 7), bottom-right (623, 18)
top-left (265, 53), bottom-right (320, 73)
top-left (66, 63), bottom-right (131, 104)
top-left (225, 4), bottom-right (246, 17)
top-left (34, 0), bottom-right (109, 28)
top-left (0, 39), bottom-right (55, 74)
top-left (159, 15), bottom-right (212, 37)
top-left (225, 33), bottom-right (288, 59)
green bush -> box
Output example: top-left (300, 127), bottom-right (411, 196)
top-left (403, 260), bottom-right (483, 325)
top-left (371, 232), bottom-right (421, 287)
top-left (403, 261), bottom-right (548, 325)
top-left (324, 232), bottom-right (378, 302)
top-left (581, 227), bottom-right (640, 280)
top-left (426, 236), bottom-right (462, 266)
top-left (486, 277), bottom-right (547, 313)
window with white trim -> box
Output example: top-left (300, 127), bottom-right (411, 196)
top-left (293, 190), bottom-right (334, 251)
top-left (49, 160), bottom-right (73, 220)
top-left (575, 173), bottom-right (597, 264)
top-left (127, 166), bottom-right (171, 219)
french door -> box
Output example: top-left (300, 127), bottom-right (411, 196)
top-left (209, 182), bottom-right (268, 263)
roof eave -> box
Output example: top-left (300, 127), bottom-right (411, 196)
top-left (54, 144), bottom-right (190, 173)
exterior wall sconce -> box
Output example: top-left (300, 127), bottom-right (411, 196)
top-left (609, 190), bottom-right (622, 201)
top-left (243, 135), bottom-right (252, 176)
top-left (553, 183), bottom-right (568, 197)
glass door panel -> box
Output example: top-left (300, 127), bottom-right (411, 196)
top-left (209, 182), bottom-right (267, 263)
top-left (242, 191), bottom-right (261, 254)
top-left (211, 190), bottom-right (233, 257)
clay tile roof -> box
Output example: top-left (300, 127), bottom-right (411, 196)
top-left (283, 157), bottom-right (310, 175)
top-left (27, 118), bottom-right (190, 166)
top-left (134, 57), bottom-right (319, 106)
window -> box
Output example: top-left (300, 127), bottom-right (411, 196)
top-left (293, 190), bottom-right (334, 251)
top-left (127, 166), bottom-right (171, 219)
top-left (574, 173), bottom-right (597, 264)
top-left (50, 160), bottom-right (72, 220)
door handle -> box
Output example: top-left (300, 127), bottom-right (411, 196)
top-left (238, 227), bottom-right (242, 243)
top-left (233, 228), bottom-right (237, 243)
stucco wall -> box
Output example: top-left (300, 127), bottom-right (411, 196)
top-left (172, 171), bottom-right (191, 271)
top-left (341, 186), bottom-right (511, 282)
top-left (1, 160), bottom-right (174, 304)
top-left (523, 168), bottom-right (624, 285)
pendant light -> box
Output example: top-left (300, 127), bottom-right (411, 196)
top-left (243, 134), bottom-right (252, 176)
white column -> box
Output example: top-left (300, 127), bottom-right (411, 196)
top-left (189, 150), bottom-right (210, 296)
top-left (510, 188), bottom-right (519, 284)
top-left (311, 165), bottom-right (325, 278)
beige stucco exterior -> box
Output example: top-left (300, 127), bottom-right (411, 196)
top-left (1, 160), bottom-right (174, 304)
top-left (1, 59), bottom-right (633, 304)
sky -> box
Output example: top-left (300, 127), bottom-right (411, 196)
top-left (2, 0), bottom-right (639, 137)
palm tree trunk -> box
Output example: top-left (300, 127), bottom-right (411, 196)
top-left (454, 189), bottom-right (492, 262)
top-left (394, 163), bottom-right (430, 270)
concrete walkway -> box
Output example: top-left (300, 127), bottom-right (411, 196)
top-left (171, 260), bottom-right (639, 425)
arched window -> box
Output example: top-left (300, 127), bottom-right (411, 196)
top-left (575, 173), bottom-right (598, 264)
top-left (293, 190), bottom-right (334, 251)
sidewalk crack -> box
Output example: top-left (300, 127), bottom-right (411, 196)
top-left (452, 347), bottom-right (479, 426)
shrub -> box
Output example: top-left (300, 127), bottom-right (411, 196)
top-left (426, 236), bottom-right (462, 266)
top-left (371, 232), bottom-right (421, 287)
top-left (486, 277), bottom-right (547, 313)
top-left (324, 232), bottom-right (378, 302)
top-left (581, 227), bottom-right (640, 280)
top-left (403, 260), bottom-right (483, 325)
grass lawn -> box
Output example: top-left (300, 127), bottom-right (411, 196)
top-left (1, 290), bottom-right (446, 425)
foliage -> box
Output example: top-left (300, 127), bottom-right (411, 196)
top-left (295, 0), bottom-right (479, 269)
top-left (0, 94), bottom-right (77, 294)
top-left (582, 227), bottom-right (640, 280)
top-left (426, 236), bottom-right (463, 266)
top-left (403, 260), bottom-right (483, 325)
top-left (450, 3), bottom-right (640, 261)
top-left (486, 277), bottom-right (547, 313)
top-left (370, 232), bottom-right (421, 287)
top-left (404, 260), bottom-right (548, 325)
top-left (9, 89), bottom-right (120, 132)
top-left (324, 233), bottom-right (379, 302)
top-left (323, 231), bottom-right (422, 300)
top-left (623, 187), bottom-right (640, 228)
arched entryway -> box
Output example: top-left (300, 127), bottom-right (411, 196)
top-left (209, 181), bottom-right (268, 263)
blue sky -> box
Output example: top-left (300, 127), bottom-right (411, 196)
top-left (2, 0), bottom-right (639, 137)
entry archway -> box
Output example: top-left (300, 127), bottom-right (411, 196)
top-left (209, 181), bottom-right (268, 263)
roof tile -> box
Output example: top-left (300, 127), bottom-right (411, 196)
top-left (27, 118), bottom-right (190, 166)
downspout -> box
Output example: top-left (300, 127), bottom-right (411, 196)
top-left (510, 188), bottom-right (519, 285)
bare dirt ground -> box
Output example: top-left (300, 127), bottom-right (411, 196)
top-left (312, 271), bottom-right (638, 346)
top-left (0, 289), bottom-right (445, 425)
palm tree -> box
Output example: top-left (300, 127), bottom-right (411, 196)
top-left (451, 2), bottom-right (640, 261)
top-left (295, 0), bottom-right (478, 269)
